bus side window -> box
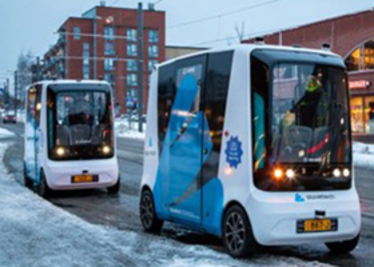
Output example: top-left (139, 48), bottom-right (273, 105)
top-left (204, 51), bottom-right (234, 152)
top-left (251, 57), bottom-right (268, 171)
top-left (34, 85), bottom-right (42, 127)
top-left (158, 63), bottom-right (176, 152)
top-left (253, 92), bottom-right (265, 170)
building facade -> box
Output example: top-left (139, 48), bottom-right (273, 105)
top-left (37, 4), bottom-right (165, 114)
top-left (243, 8), bottom-right (374, 137)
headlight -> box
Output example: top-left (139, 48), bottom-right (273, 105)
top-left (103, 146), bottom-right (111, 154)
top-left (343, 168), bottom-right (350, 177)
top-left (56, 147), bottom-right (65, 156)
top-left (286, 169), bottom-right (295, 179)
top-left (333, 168), bottom-right (341, 178)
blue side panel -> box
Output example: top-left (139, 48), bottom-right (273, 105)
top-left (168, 114), bottom-right (213, 226)
top-left (202, 178), bottom-right (224, 236)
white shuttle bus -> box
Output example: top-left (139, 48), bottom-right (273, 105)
top-left (140, 45), bottom-right (361, 257)
top-left (24, 80), bottom-right (120, 198)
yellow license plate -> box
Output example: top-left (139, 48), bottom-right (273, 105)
top-left (72, 175), bottom-right (98, 183)
top-left (304, 219), bottom-right (332, 232)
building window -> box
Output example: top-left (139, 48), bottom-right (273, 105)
top-left (104, 27), bottom-right (115, 40)
top-left (148, 45), bottom-right (158, 58)
top-left (127, 29), bottom-right (137, 42)
top-left (127, 43), bottom-right (137, 56)
top-left (148, 59), bottom-right (158, 72)
top-left (127, 59), bottom-right (138, 71)
top-left (104, 58), bottom-right (115, 71)
top-left (104, 42), bottom-right (115, 56)
top-left (83, 43), bottom-right (90, 79)
top-left (127, 88), bottom-right (137, 98)
top-left (148, 30), bottom-right (159, 43)
top-left (345, 40), bottom-right (374, 71)
top-left (104, 73), bottom-right (115, 88)
top-left (127, 73), bottom-right (137, 87)
top-left (73, 27), bottom-right (81, 40)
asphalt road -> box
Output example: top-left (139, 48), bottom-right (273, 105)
top-left (2, 121), bottom-right (374, 267)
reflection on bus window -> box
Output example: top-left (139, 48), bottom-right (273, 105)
top-left (271, 64), bottom-right (350, 164)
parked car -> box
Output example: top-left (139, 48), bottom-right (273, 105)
top-left (3, 110), bottom-right (17, 124)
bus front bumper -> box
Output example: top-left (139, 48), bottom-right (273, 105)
top-left (246, 189), bottom-right (361, 246)
top-left (44, 157), bottom-right (119, 190)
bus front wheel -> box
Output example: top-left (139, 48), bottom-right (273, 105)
top-left (223, 205), bottom-right (257, 258)
top-left (35, 169), bottom-right (53, 198)
top-left (325, 234), bottom-right (360, 254)
top-left (140, 189), bottom-right (163, 233)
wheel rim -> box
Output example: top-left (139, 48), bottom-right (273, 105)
top-left (141, 194), bottom-right (154, 229)
top-left (225, 212), bottom-right (246, 253)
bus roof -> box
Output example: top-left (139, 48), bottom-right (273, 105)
top-left (157, 44), bottom-right (341, 68)
top-left (30, 79), bottom-right (110, 88)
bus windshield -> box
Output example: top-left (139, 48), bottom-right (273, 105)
top-left (271, 63), bottom-right (351, 165)
top-left (47, 89), bottom-right (113, 160)
top-left (252, 53), bottom-right (352, 192)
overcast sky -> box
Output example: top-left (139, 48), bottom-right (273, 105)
top-left (1, 0), bottom-right (374, 86)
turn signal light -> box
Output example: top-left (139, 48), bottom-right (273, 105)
top-left (273, 168), bottom-right (284, 180)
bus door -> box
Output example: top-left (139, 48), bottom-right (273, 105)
top-left (163, 55), bottom-right (207, 227)
top-left (200, 51), bottom-right (233, 234)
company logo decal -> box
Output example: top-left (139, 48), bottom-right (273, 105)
top-left (295, 193), bottom-right (305, 202)
top-left (295, 193), bottom-right (336, 202)
top-left (225, 136), bottom-right (243, 168)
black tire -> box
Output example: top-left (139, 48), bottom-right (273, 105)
top-left (107, 176), bottom-right (121, 195)
top-left (35, 169), bottom-right (53, 198)
top-left (140, 189), bottom-right (163, 233)
top-left (222, 205), bottom-right (257, 258)
top-left (325, 234), bottom-right (360, 254)
top-left (23, 163), bottom-right (33, 189)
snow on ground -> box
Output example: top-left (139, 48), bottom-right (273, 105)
top-left (353, 142), bottom-right (374, 170)
top-left (115, 118), bottom-right (146, 140)
top-left (0, 127), bottom-right (14, 138)
top-left (0, 143), bottom-right (333, 267)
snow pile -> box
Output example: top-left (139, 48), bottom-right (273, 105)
top-left (0, 144), bottom-right (333, 266)
top-left (353, 142), bottom-right (374, 170)
top-left (115, 118), bottom-right (146, 140)
top-left (0, 127), bottom-right (14, 138)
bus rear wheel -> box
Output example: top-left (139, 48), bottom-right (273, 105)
top-left (140, 189), bottom-right (163, 233)
top-left (223, 205), bottom-right (257, 258)
top-left (35, 169), bottom-right (53, 198)
top-left (107, 176), bottom-right (121, 195)
top-left (325, 234), bottom-right (360, 254)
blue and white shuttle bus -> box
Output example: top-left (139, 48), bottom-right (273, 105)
top-left (24, 80), bottom-right (120, 198)
top-left (140, 45), bottom-right (361, 257)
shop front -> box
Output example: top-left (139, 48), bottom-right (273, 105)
top-left (349, 73), bottom-right (374, 141)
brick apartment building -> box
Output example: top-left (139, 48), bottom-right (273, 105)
top-left (37, 3), bottom-right (165, 114)
top-left (244, 8), bottom-right (374, 138)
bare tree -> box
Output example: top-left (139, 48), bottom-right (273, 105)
top-left (16, 50), bottom-right (33, 103)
